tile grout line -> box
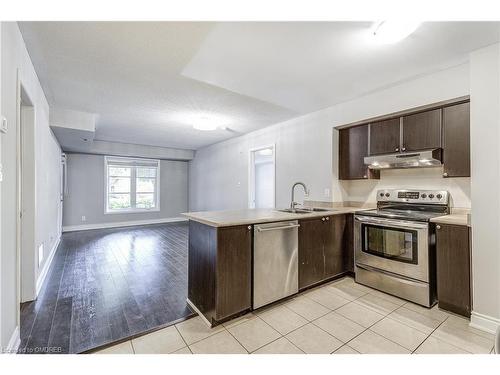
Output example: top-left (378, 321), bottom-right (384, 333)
top-left (411, 315), bottom-right (475, 354)
top-left (411, 314), bottom-right (451, 354)
top-left (225, 315), bottom-right (274, 354)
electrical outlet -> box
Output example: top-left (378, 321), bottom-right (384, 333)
top-left (81, 215), bottom-right (86, 222)
top-left (324, 188), bottom-right (330, 198)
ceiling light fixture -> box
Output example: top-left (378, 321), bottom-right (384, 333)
top-left (372, 21), bottom-right (421, 44)
top-left (192, 116), bottom-right (223, 131)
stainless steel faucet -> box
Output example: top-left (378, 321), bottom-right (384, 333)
top-left (290, 182), bottom-right (309, 209)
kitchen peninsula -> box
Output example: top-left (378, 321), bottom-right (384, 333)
top-left (182, 207), bottom-right (362, 327)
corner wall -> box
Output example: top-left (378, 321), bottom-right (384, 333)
top-left (469, 43), bottom-right (500, 333)
top-left (0, 22), bottom-right (62, 348)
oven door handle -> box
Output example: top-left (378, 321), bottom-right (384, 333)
top-left (354, 215), bottom-right (428, 229)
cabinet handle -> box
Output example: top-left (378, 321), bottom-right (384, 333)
top-left (395, 147), bottom-right (399, 152)
top-left (443, 172), bottom-right (449, 177)
top-left (402, 147), bottom-right (406, 151)
top-left (321, 217), bottom-right (326, 221)
top-left (363, 175), bottom-right (367, 179)
top-left (436, 225), bottom-right (441, 230)
top-left (326, 217), bottom-right (330, 221)
top-left (248, 225), bottom-right (252, 230)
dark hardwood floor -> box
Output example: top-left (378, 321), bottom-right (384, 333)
top-left (19, 222), bottom-right (194, 354)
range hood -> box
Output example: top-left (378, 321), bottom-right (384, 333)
top-left (364, 149), bottom-right (442, 170)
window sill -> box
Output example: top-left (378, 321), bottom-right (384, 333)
top-left (105, 208), bottom-right (161, 215)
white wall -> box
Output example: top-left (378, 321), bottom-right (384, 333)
top-left (62, 153), bottom-right (188, 229)
top-left (469, 43), bottom-right (500, 333)
top-left (0, 22), bottom-right (62, 348)
top-left (342, 168), bottom-right (471, 208)
top-left (189, 63), bottom-right (471, 212)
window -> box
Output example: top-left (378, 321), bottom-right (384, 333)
top-left (105, 156), bottom-right (160, 213)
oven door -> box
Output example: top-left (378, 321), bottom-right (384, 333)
top-left (354, 215), bottom-right (429, 282)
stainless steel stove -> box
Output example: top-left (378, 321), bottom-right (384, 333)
top-left (354, 189), bottom-right (450, 307)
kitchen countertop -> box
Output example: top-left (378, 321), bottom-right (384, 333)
top-left (430, 213), bottom-right (470, 227)
top-left (182, 207), bottom-right (365, 227)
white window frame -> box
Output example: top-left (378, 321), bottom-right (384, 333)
top-left (104, 156), bottom-right (161, 214)
top-left (248, 144), bottom-right (276, 209)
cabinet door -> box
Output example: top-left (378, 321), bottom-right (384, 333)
top-left (443, 102), bottom-right (470, 177)
top-left (324, 215), bottom-right (346, 278)
top-left (216, 225), bottom-right (252, 320)
top-left (339, 125), bottom-right (379, 180)
top-left (369, 118), bottom-right (401, 155)
top-left (436, 224), bottom-right (471, 317)
top-left (402, 109), bottom-right (442, 151)
top-left (342, 214), bottom-right (355, 273)
top-left (298, 217), bottom-right (326, 289)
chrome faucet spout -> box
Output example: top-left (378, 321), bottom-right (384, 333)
top-left (290, 182), bottom-right (309, 209)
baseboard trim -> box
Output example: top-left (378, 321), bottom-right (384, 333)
top-left (35, 235), bottom-right (61, 298)
top-left (470, 310), bottom-right (500, 334)
top-left (6, 326), bottom-right (20, 354)
top-left (62, 217), bottom-right (187, 232)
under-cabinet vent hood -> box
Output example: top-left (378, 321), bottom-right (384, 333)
top-left (364, 148), bottom-right (442, 170)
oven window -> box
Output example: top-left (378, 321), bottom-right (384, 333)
top-left (361, 224), bottom-right (418, 264)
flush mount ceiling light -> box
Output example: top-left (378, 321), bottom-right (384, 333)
top-left (169, 112), bottom-right (231, 131)
top-left (372, 21), bottom-right (421, 44)
top-left (193, 116), bottom-right (220, 131)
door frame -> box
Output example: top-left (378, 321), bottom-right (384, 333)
top-left (248, 144), bottom-right (276, 209)
top-left (16, 71), bottom-right (37, 308)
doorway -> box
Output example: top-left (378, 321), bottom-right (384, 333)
top-left (249, 145), bottom-right (275, 209)
top-left (17, 79), bottom-right (37, 306)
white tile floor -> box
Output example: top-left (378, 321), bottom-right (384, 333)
top-left (95, 277), bottom-right (496, 354)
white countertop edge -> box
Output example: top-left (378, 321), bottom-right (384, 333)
top-left (182, 207), bottom-right (366, 227)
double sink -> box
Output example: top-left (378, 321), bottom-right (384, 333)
top-left (277, 207), bottom-right (334, 214)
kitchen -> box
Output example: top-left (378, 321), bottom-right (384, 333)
top-left (183, 96), bottom-right (473, 330)
top-left (1, 6), bottom-right (500, 368)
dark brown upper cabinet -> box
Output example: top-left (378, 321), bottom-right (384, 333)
top-left (339, 125), bottom-right (380, 180)
top-left (402, 109), bottom-right (442, 151)
top-left (436, 223), bottom-right (471, 317)
top-left (443, 102), bottom-right (470, 177)
top-left (369, 118), bottom-right (401, 155)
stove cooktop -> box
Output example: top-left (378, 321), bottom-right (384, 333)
top-left (356, 208), bottom-right (448, 222)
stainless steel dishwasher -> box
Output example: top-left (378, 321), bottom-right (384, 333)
top-left (253, 220), bottom-right (299, 309)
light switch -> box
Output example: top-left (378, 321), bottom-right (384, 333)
top-left (81, 215), bottom-right (86, 222)
top-left (324, 188), bottom-right (330, 198)
top-left (1, 116), bottom-right (7, 133)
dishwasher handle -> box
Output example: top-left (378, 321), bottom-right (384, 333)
top-left (256, 223), bottom-right (300, 232)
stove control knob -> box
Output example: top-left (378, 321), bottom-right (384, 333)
top-left (428, 194), bottom-right (435, 199)
top-left (436, 194), bottom-right (443, 199)
top-left (421, 193), bottom-right (427, 198)
top-left (385, 193), bottom-right (390, 197)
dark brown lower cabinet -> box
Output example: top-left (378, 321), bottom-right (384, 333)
top-left (436, 223), bottom-right (471, 317)
top-left (299, 214), bottom-right (348, 290)
top-left (298, 217), bottom-right (325, 289)
top-left (188, 221), bottom-right (252, 325)
top-left (342, 214), bottom-right (355, 273)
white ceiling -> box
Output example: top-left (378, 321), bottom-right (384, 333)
top-left (19, 21), bottom-right (500, 150)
